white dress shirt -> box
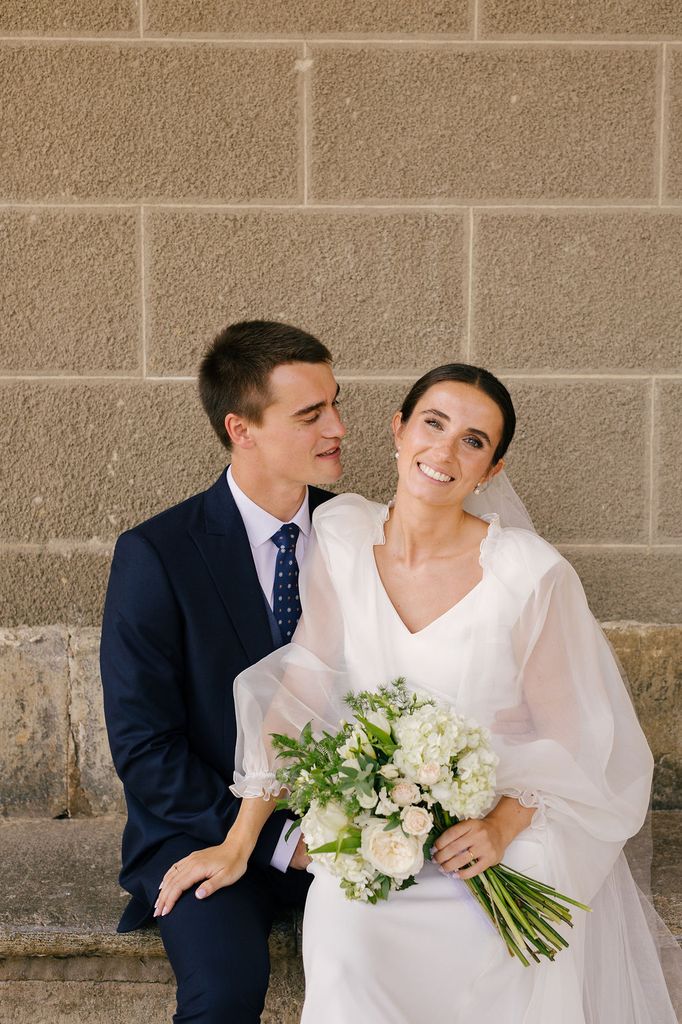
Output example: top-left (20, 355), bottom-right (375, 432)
top-left (226, 466), bottom-right (308, 871)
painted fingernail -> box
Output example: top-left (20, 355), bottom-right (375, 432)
top-left (161, 908), bottom-right (169, 916)
top-left (196, 888), bottom-right (206, 899)
top-left (158, 882), bottom-right (164, 890)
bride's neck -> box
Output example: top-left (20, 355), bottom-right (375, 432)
top-left (384, 494), bottom-right (468, 563)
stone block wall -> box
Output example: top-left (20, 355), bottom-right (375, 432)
top-left (1, 2), bottom-right (681, 627)
top-left (0, 3), bottom-right (680, 813)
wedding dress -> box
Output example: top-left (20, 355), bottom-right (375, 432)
top-left (232, 492), bottom-right (680, 1023)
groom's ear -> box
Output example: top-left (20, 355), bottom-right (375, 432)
top-left (225, 412), bottom-right (256, 449)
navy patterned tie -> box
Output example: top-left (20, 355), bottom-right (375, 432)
top-left (271, 523), bottom-right (302, 641)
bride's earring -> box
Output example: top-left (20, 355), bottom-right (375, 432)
top-left (474, 480), bottom-right (487, 495)
top-left (394, 450), bottom-right (400, 460)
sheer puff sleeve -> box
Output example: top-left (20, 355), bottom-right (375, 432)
top-left (491, 537), bottom-right (653, 896)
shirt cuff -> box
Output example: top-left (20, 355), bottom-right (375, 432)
top-left (270, 821), bottom-right (301, 873)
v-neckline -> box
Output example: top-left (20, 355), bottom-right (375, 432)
top-left (370, 515), bottom-right (497, 638)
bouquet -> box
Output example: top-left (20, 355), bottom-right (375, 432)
top-left (272, 678), bottom-right (590, 967)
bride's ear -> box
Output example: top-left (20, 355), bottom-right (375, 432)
top-left (391, 411), bottom-right (403, 448)
top-left (486, 457), bottom-right (505, 483)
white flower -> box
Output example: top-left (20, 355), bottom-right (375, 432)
top-left (357, 789), bottom-right (379, 809)
top-left (379, 764), bottom-right (400, 779)
top-left (391, 780), bottom-right (421, 806)
top-left (301, 800), bottom-right (349, 850)
top-left (338, 726), bottom-right (374, 762)
top-left (365, 710), bottom-right (392, 735)
top-left (375, 786), bottom-right (399, 816)
top-left (416, 762), bottom-right (442, 787)
top-left (400, 806), bottom-right (433, 837)
top-left (360, 819), bottom-right (424, 881)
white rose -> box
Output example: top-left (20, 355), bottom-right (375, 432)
top-left (360, 819), bottom-right (424, 880)
top-left (301, 800), bottom-right (349, 849)
top-left (379, 764), bottom-right (400, 779)
top-left (400, 806), bottom-right (434, 837)
top-left (391, 780), bottom-right (421, 806)
top-left (357, 789), bottom-right (379, 809)
top-left (416, 762), bottom-right (442, 787)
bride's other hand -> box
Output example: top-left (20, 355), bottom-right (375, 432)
top-left (432, 796), bottom-right (535, 880)
top-left (492, 699), bottom-right (534, 739)
top-left (290, 834), bottom-right (312, 870)
top-left (155, 837), bottom-right (250, 916)
top-left (432, 818), bottom-right (507, 880)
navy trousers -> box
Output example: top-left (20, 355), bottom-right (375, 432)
top-left (137, 835), bottom-right (311, 1024)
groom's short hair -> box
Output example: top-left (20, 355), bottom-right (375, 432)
top-left (199, 320), bottom-right (332, 451)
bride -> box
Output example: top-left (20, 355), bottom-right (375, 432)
top-left (157, 364), bottom-right (680, 1022)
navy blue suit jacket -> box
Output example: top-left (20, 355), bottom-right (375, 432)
top-left (100, 471), bottom-right (334, 932)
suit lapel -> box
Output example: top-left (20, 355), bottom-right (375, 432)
top-left (189, 473), bottom-right (273, 665)
top-left (189, 474), bottom-right (336, 665)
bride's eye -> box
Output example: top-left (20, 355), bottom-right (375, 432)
top-left (463, 436), bottom-right (483, 448)
top-left (425, 418), bottom-right (443, 430)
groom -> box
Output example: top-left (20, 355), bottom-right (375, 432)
top-left (101, 320), bottom-right (345, 1023)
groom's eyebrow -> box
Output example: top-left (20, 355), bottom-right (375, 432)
top-left (292, 384), bottom-right (341, 419)
top-left (423, 409), bottom-right (492, 446)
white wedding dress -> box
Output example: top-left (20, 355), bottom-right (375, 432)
top-left (232, 494), bottom-right (681, 1024)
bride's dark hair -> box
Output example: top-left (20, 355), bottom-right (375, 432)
top-left (399, 364), bottom-right (515, 465)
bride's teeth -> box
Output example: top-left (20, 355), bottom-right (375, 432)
top-left (418, 462), bottom-right (453, 483)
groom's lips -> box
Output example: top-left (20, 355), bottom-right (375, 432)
top-left (316, 445), bottom-right (341, 459)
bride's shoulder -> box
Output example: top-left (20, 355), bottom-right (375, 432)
top-left (312, 493), bottom-right (387, 546)
top-left (487, 519), bottom-right (567, 587)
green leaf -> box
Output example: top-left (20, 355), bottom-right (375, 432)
top-left (309, 835), bottom-right (362, 855)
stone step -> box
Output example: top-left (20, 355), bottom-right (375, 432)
top-left (1, 814), bottom-right (680, 1023)
top-left (0, 817), bottom-right (303, 1024)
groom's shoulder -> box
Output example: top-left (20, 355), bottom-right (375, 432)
top-left (117, 476), bottom-right (220, 550)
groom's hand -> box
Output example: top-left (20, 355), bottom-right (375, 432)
top-left (290, 835), bottom-right (312, 870)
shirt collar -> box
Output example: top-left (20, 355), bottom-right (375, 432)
top-left (226, 466), bottom-right (311, 549)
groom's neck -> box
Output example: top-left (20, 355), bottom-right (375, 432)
top-left (230, 461), bottom-right (308, 523)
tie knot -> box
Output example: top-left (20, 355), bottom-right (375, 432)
top-left (271, 523), bottom-right (300, 552)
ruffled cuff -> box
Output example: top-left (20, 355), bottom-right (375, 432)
top-left (230, 771), bottom-right (285, 801)
top-left (499, 788), bottom-right (547, 831)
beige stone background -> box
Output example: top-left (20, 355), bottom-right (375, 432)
top-left (0, 1), bottom-right (681, 815)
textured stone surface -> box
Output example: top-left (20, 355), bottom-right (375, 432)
top-left (563, 548), bottom-right (682, 623)
top-left (655, 380), bottom-right (682, 543)
top-left (145, 0), bottom-right (470, 35)
top-left (472, 212), bottom-right (682, 371)
top-left (0, 45), bottom-right (298, 202)
top-left (310, 47), bottom-right (657, 201)
top-left (146, 210), bottom-right (466, 375)
top-left (0, 381), bottom-right (225, 543)
top-left (666, 48), bottom-right (682, 201)
top-left (0, 550), bottom-right (112, 628)
top-left (68, 629), bottom-right (123, 815)
top-left (0, 210), bottom-right (140, 374)
top-left (332, 380), bottom-right (406, 505)
top-left (502, 379), bottom-right (649, 544)
top-left (480, 0), bottom-right (682, 37)
top-left (605, 625), bottom-right (682, 809)
top-left (0, 1), bottom-right (137, 35)
top-left (0, 629), bottom-right (69, 816)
